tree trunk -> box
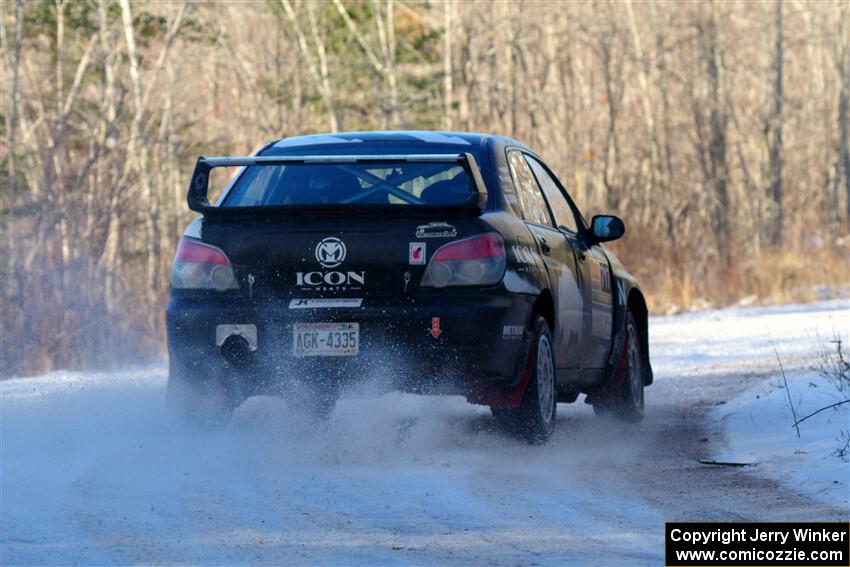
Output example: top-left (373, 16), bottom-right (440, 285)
top-left (282, 0), bottom-right (339, 132)
top-left (443, 0), bottom-right (454, 130)
top-left (2, 0), bottom-right (24, 195)
top-left (119, 0), bottom-right (158, 308)
top-left (835, 1), bottom-right (850, 228)
top-left (768, 0), bottom-right (784, 247)
top-left (703, 3), bottom-right (730, 266)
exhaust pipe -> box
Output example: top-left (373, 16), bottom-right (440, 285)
top-left (216, 324), bottom-right (257, 368)
top-left (220, 334), bottom-right (253, 367)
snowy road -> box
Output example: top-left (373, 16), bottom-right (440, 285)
top-left (2, 301), bottom-right (848, 565)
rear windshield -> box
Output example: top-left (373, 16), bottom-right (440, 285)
top-left (222, 162), bottom-right (473, 207)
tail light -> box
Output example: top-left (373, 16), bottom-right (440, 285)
top-left (421, 233), bottom-right (506, 288)
top-left (171, 238), bottom-right (239, 290)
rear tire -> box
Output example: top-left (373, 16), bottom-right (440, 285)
top-left (492, 315), bottom-right (557, 444)
top-left (166, 358), bottom-right (240, 426)
top-left (592, 310), bottom-right (645, 422)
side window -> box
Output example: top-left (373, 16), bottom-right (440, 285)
top-left (507, 151), bottom-right (553, 226)
top-left (524, 156), bottom-right (578, 233)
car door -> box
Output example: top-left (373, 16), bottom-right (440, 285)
top-left (575, 236), bottom-right (614, 369)
top-left (521, 155), bottom-right (588, 369)
top-left (506, 151), bottom-right (583, 370)
top-left (523, 156), bottom-right (612, 370)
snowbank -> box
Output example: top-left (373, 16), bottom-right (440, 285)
top-left (712, 370), bottom-right (849, 509)
top-left (654, 298), bottom-right (849, 509)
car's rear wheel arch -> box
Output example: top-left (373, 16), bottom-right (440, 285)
top-left (531, 289), bottom-right (555, 334)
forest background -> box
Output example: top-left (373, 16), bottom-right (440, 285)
top-left (1, 0), bottom-right (848, 376)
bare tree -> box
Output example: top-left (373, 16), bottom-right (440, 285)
top-left (280, 0), bottom-right (340, 132)
top-left (2, 0), bottom-right (848, 376)
top-left (834, 0), bottom-right (850, 227)
top-left (1, 0), bottom-right (24, 195)
top-left (333, 0), bottom-right (401, 127)
top-left (443, 0), bottom-right (454, 130)
top-left (768, 0), bottom-right (784, 247)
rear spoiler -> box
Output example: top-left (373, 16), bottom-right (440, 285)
top-left (186, 153), bottom-right (489, 216)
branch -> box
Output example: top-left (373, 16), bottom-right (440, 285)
top-left (699, 460), bottom-right (757, 467)
top-left (59, 34), bottom-right (98, 122)
top-left (771, 341), bottom-right (800, 438)
top-left (792, 399), bottom-right (850, 429)
top-left (280, 0), bottom-right (339, 131)
top-left (280, 0), bottom-right (323, 86)
top-left (332, 0), bottom-right (386, 75)
top-left (140, 2), bottom-right (187, 113)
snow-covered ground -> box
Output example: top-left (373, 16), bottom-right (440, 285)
top-left (650, 299), bottom-right (848, 378)
top-left (1, 300), bottom-right (848, 565)
top-left (652, 298), bottom-right (849, 509)
top-left (713, 370), bottom-right (849, 508)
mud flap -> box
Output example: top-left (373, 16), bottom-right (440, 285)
top-left (466, 327), bottom-right (536, 409)
top-left (584, 315), bottom-right (628, 407)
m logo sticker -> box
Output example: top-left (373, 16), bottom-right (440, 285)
top-left (315, 237), bottom-right (347, 268)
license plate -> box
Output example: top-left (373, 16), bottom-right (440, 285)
top-left (292, 322), bottom-right (359, 357)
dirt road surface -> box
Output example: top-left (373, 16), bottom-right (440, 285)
top-left (2, 301), bottom-right (847, 565)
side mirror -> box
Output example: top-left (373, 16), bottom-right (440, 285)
top-left (589, 214), bottom-right (625, 244)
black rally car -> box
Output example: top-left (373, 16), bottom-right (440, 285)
top-left (166, 131), bottom-right (652, 442)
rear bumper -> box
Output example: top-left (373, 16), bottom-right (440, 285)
top-left (166, 287), bottom-right (534, 397)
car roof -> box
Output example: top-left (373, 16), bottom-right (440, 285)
top-left (268, 130), bottom-right (486, 149)
top-left (261, 130), bottom-right (531, 154)
top-left (255, 131), bottom-right (534, 211)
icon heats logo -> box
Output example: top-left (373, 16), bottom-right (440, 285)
top-left (315, 237), bottom-right (346, 268)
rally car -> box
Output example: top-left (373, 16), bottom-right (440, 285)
top-left (166, 131), bottom-right (652, 443)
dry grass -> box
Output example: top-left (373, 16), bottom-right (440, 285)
top-left (633, 247), bottom-right (849, 315)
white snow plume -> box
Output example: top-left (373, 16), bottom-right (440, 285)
top-left (2, 363), bottom-right (661, 565)
top-left (5, 300), bottom-right (847, 565)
